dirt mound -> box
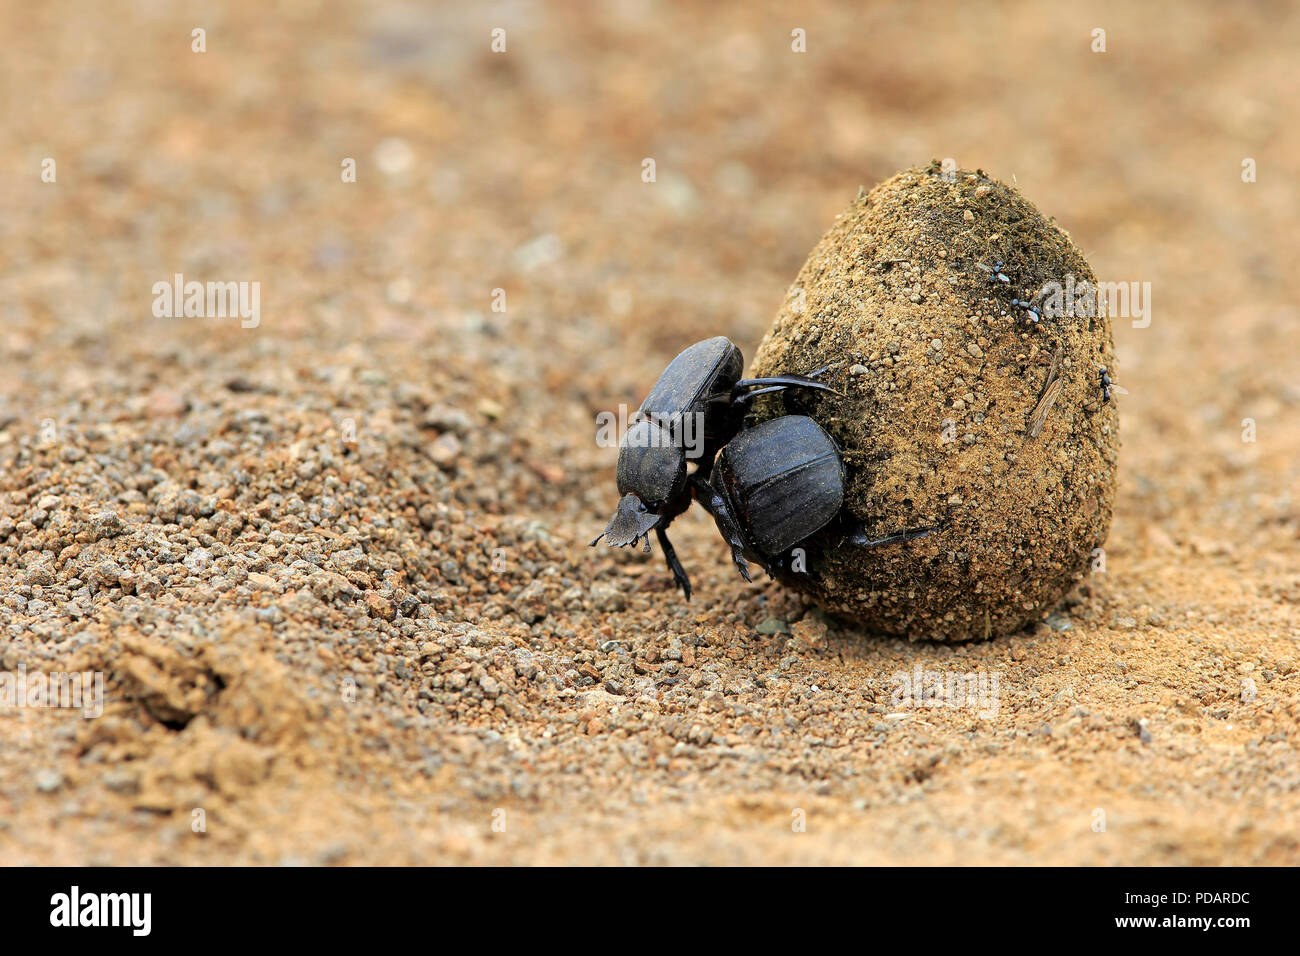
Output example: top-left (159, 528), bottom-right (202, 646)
top-left (752, 164), bottom-right (1117, 639)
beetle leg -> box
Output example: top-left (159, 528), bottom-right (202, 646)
top-left (728, 371), bottom-right (839, 400)
top-left (655, 526), bottom-right (692, 601)
top-left (689, 473), bottom-right (754, 583)
top-left (688, 472), bottom-right (717, 511)
top-left (763, 552), bottom-right (786, 578)
top-left (727, 384), bottom-right (785, 406)
top-left (849, 523), bottom-right (943, 548)
top-left (719, 534), bottom-right (753, 581)
top-left (731, 547), bottom-right (752, 582)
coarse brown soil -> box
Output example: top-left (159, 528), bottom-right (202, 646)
top-left (1, 1), bottom-right (1297, 865)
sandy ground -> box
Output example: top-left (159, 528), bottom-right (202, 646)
top-left (1, 1), bottom-right (1297, 865)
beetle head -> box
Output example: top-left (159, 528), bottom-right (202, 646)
top-left (590, 493), bottom-right (659, 550)
top-left (615, 419), bottom-right (687, 507)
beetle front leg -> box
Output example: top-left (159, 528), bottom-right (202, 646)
top-left (689, 473), bottom-right (753, 583)
top-left (727, 365), bottom-right (838, 406)
top-left (655, 526), bottom-right (692, 601)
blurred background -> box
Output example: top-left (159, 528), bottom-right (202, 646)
top-left (4, 1), bottom-right (1297, 523)
top-left (2, 1), bottom-right (1297, 864)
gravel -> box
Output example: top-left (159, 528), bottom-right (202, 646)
top-left (1, 1), bottom-right (1296, 866)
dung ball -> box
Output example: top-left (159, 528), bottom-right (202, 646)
top-left (751, 163), bottom-right (1118, 641)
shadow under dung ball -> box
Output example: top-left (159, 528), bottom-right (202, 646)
top-left (751, 163), bottom-right (1118, 641)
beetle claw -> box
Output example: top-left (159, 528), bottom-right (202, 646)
top-left (730, 546), bottom-right (752, 582)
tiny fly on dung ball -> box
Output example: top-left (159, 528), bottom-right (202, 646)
top-left (1083, 366), bottom-right (1126, 412)
top-left (977, 260), bottom-right (1011, 284)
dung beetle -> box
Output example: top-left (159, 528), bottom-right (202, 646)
top-left (693, 414), bottom-right (843, 580)
top-left (591, 336), bottom-right (832, 598)
top-left (693, 415), bottom-right (943, 581)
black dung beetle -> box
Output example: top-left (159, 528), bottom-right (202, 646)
top-left (693, 415), bottom-right (844, 580)
top-left (693, 415), bottom-right (943, 582)
top-left (591, 336), bottom-right (832, 598)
